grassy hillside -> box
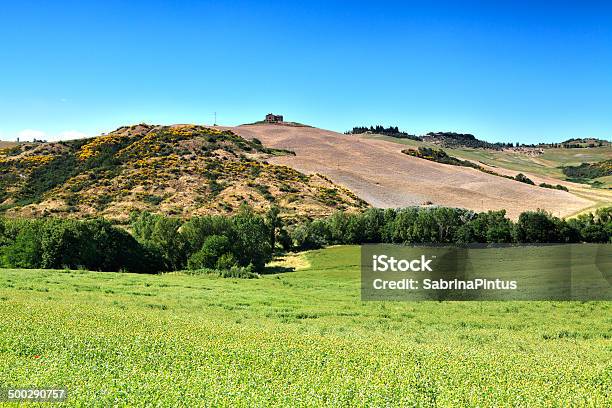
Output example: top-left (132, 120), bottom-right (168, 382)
top-left (446, 146), bottom-right (612, 184)
top-left (562, 160), bottom-right (612, 185)
top-left (0, 124), bottom-right (366, 221)
top-left (0, 246), bottom-right (609, 406)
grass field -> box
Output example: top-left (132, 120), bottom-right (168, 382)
top-left (0, 246), bottom-right (610, 406)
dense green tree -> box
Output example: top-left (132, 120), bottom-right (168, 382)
top-left (595, 207), bottom-right (612, 224)
top-left (266, 206), bottom-right (282, 250)
top-left (484, 211), bottom-right (514, 243)
top-left (580, 224), bottom-right (609, 242)
top-left (277, 227), bottom-right (293, 251)
top-left (380, 208), bottom-right (397, 243)
top-left (513, 211), bottom-right (568, 243)
top-left (83, 218), bottom-right (155, 272)
top-left (180, 215), bottom-right (235, 254)
top-left (215, 252), bottom-right (237, 270)
top-left (1, 218), bottom-right (156, 272)
top-left (291, 219), bottom-right (330, 249)
top-left (42, 219), bottom-right (83, 268)
top-left (390, 207), bottom-right (419, 243)
top-left (327, 211), bottom-right (365, 244)
top-left (151, 217), bottom-right (188, 270)
top-left (455, 210), bottom-right (512, 243)
top-left (188, 235), bottom-right (232, 269)
top-left (131, 212), bottom-right (188, 270)
top-left (0, 218), bottom-right (6, 248)
top-left (3, 222), bottom-right (43, 268)
top-left (231, 205), bottom-right (273, 270)
top-left (130, 211), bottom-right (158, 242)
top-left (361, 208), bottom-right (385, 243)
top-left (567, 212), bottom-right (610, 243)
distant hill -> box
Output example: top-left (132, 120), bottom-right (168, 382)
top-left (0, 124), bottom-right (367, 221)
top-left (351, 126), bottom-right (610, 151)
top-left (346, 126), bottom-right (422, 141)
top-left (421, 132), bottom-right (514, 150)
top-left (347, 128), bottom-right (511, 149)
top-left (558, 138), bottom-right (611, 148)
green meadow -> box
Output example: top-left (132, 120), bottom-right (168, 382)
top-left (0, 246), bottom-right (610, 406)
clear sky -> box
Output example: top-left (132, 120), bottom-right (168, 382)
top-left (1, 1), bottom-right (611, 143)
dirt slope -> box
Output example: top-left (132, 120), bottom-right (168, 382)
top-left (223, 123), bottom-right (593, 219)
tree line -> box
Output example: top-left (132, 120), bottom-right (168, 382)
top-left (0, 206), bottom-right (279, 275)
top-left (562, 160), bottom-right (612, 180)
top-left (347, 126), bottom-right (422, 141)
top-left (291, 207), bottom-right (611, 249)
top-left (0, 206), bottom-right (609, 274)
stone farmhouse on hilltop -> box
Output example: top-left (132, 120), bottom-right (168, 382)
top-left (265, 113), bottom-right (283, 123)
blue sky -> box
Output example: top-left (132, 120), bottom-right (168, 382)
top-left (0, 1), bottom-right (611, 143)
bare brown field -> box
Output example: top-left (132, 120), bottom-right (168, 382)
top-left (0, 141), bottom-right (17, 149)
top-left (464, 159), bottom-right (612, 217)
top-left (221, 123), bottom-right (594, 219)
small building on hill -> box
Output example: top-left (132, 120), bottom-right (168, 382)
top-left (265, 113), bottom-right (283, 123)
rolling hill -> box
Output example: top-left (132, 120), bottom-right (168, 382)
top-left (0, 124), bottom-right (367, 220)
top-left (362, 133), bottom-right (612, 216)
top-left (2, 122), bottom-right (607, 221)
top-left (223, 123), bottom-right (601, 219)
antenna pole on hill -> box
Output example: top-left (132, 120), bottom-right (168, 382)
top-left (214, 112), bottom-right (217, 126)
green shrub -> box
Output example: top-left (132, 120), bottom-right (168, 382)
top-left (18, 155), bottom-right (79, 204)
top-left (539, 182), bottom-right (569, 192)
top-left (216, 252), bottom-right (237, 270)
top-left (254, 184), bottom-right (274, 202)
top-left (219, 264), bottom-right (258, 279)
top-left (514, 173), bottom-right (535, 185)
top-left (141, 194), bottom-right (164, 205)
top-left (563, 160), bottom-right (612, 179)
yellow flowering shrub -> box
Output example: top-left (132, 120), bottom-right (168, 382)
top-left (78, 134), bottom-right (130, 161)
top-left (21, 155), bottom-right (55, 166)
